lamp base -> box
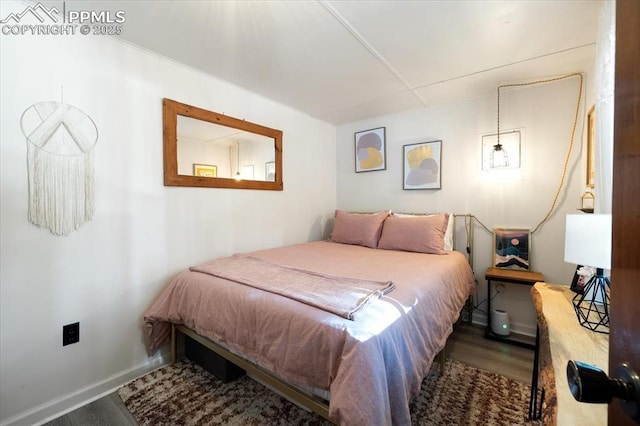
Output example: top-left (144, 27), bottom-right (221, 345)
top-left (572, 270), bottom-right (610, 334)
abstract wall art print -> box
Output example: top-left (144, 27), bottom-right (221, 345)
top-left (493, 228), bottom-right (530, 270)
top-left (265, 161), bottom-right (275, 181)
top-left (355, 127), bottom-right (386, 172)
top-left (403, 140), bottom-right (442, 190)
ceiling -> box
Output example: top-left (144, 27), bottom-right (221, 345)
top-left (47, 0), bottom-right (602, 124)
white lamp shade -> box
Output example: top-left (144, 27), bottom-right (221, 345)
top-left (564, 214), bottom-right (612, 269)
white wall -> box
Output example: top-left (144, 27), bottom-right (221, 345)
top-left (177, 138), bottom-right (231, 178)
top-left (337, 76), bottom-right (593, 336)
top-left (0, 1), bottom-right (336, 423)
top-left (0, 1), bottom-right (598, 422)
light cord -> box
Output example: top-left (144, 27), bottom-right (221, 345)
top-left (480, 72), bottom-right (584, 235)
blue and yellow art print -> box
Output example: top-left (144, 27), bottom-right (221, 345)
top-left (493, 228), bottom-right (530, 270)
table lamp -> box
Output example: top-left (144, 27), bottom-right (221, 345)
top-left (564, 214), bottom-right (612, 334)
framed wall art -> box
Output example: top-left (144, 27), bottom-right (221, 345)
top-left (265, 161), bottom-right (275, 181)
top-left (193, 163), bottom-right (217, 177)
top-left (493, 227), bottom-right (530, 270)
top-left (403, 140), bottom-right (442, 190)
top-left (355, 127), bottom-right (386, 172)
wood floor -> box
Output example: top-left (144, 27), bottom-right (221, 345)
top-left (446, 323), bottom-right (535, 384)
top-left (43, 324), bottom-right (535, 425)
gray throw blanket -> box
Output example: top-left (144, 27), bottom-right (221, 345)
top-left (190, 254), bottom-right (395, 320)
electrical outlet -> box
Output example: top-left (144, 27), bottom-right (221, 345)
top-left (63, 322), bottom-right (79, 346)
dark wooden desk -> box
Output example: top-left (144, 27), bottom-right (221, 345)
top-left (485, 267), bottom-right (544, 350)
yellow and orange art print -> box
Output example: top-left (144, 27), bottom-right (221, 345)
top-left (355, 127), bottom-right (386, 173)
top-left (193, 163), bottom-right (217, 177)
top-left (403, 140), bottom-right (442, 190)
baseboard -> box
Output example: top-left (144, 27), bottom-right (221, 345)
top-left (0, 350), bottom-right (169, 426)
top-left (470, 312), bottom-right (536, 338)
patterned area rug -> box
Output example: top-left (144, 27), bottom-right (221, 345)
top-left (118, 358), bottom-right (536, 425)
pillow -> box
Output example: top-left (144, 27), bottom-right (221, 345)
top-left (331, 210), bottom-right (389, 248)
top-left (378, 213), bottom-right (449, 254)
top-left (391, 212), bottom-right (454, 250)
top-left (443, 212), bottom-right (454, 251)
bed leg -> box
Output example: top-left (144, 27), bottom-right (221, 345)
top-left (171, 323), bottom-right (177, 364)
top-left (438, 348), bottom-right (446, 375)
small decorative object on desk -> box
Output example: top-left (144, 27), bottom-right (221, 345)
top-left (570, 265), bottom-right (596, 294)
top-left (564, 214), bottom-right (612, 334)
top-left (579, 191), bottom-right (594, 213)
top-left (572, 270), bottom-right (610, 333)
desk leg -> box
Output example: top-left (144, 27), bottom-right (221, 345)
top-left (529, 326), bottom-right (540, 420)
top-left (486, 279), bottom-right (492, 335)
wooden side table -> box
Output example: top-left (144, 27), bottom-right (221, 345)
top-left (485, 267), bottom-right (544, 349)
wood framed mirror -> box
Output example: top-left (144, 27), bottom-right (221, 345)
top-left (163, 98), bottom-right (283, 190)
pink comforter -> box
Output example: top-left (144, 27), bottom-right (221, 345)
top-left (191, 254), bottom-right (395, 320)
top-left (144, 241), bottom-right (475, 425)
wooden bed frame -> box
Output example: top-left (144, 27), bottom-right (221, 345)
top-left (171, 323), bottom-right (447, 423)
top-left (169, 213), bottom-right (477, 424)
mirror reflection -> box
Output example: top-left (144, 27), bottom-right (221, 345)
top-left (177, 116), bottom-right (276, 182)
top-left (163, 98), bottom-right (283, 190)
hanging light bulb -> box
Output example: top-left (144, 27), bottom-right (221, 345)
top-left (492, 86), bottom-right (510, 169)
top-left (491, 140), bottom-right (509, 168)
top-left (235, 142), bottom-right (242, 180)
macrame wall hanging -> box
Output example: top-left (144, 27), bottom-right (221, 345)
top-left (20, 101), bottom-right (98, 236)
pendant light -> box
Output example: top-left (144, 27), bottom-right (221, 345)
top-left (235, 142), bottom-right (241, 180)
top-left (492, 86), bottom-right (509, 168)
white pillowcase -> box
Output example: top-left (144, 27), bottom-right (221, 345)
top-left (443, 212), bottom-right (454, 251)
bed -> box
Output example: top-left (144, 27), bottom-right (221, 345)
top-left (144, 211), bottom-right (475, 425)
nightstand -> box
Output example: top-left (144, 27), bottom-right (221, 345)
top-left (485, 267), bottom-right (544, 350)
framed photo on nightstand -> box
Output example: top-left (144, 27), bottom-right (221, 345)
top-left (493, 228), bottom-right (530, 270)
